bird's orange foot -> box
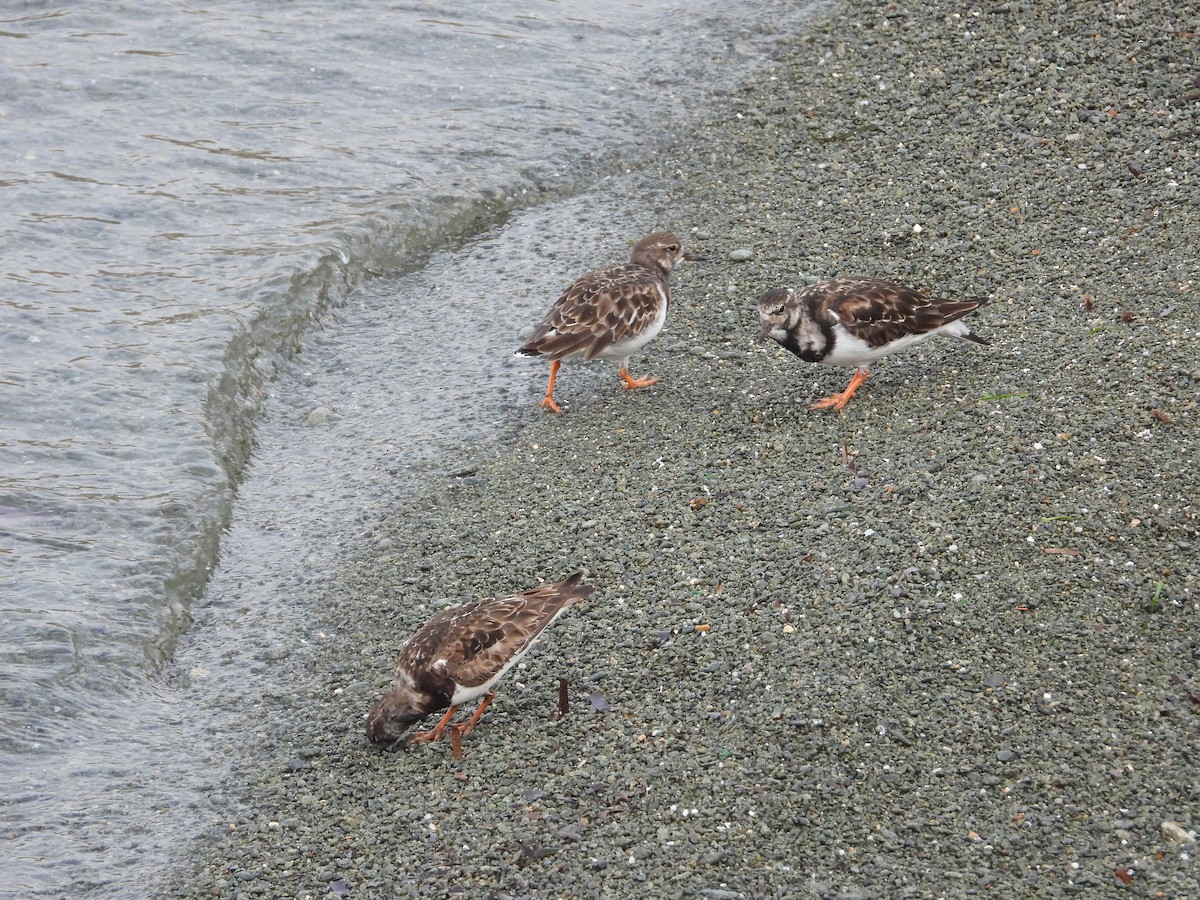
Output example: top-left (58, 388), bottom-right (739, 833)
top-left (441, 693), bottom-right (493, 758)
top-left (618, 367), bottom-right (660, 391)
top-left (810, 392), bottom-right (855, 412)
top-left (455, 692), bottom-right (495, 739)
top-left (407, 726), bottom-right (448, 744)
top-left (538, 360), bottom-right (564, 412)
top-left (810, 369), bottom-right (868, 411)
top-left (407, 705), bottom-right (459, 744)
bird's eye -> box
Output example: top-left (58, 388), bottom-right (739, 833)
top-left (668, 244), bottom-right (679, 252)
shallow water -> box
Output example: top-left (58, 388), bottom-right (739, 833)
top-left (0, 0), bottom-right (823, 894)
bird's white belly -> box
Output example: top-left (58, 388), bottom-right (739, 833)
top-left (594, 297), bottom-right (668, 362)
top-left (449, 677), bottom-right (500, 706)
top-left (445, 643), bottom-right (537, 706)
top-left (824, 322), bottom-right (966, 367)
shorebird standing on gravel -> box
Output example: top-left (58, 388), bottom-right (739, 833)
top-left (516, 231), bottom-right (702, 413)
top-left (366, 573), bottom-right (593, 752)
top-left (757, 277), bottom-right (990, 411)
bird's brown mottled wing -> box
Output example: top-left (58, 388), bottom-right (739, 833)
top-left (408, 574), bottom-right (592, 689)
top-left (817, 278), bottom-right (986, 348)
top-left (519, 265), bottom-right (666, 360)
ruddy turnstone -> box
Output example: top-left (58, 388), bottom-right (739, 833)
top-left (366, 572), bottom-right (593, 750)
top-left (757, 277), bottom-right (990, 411)
top-left (515, 231), bottom-right (701, 413)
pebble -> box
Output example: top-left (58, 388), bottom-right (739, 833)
top-left (305, 405), bottom-right (332, 426)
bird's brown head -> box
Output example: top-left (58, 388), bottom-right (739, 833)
top-left (365, 690), bottom-right (427, 747)
top-left (757, 287), bottom-right (795, 340)
top-left (629, 231), bottom-right (702, 275)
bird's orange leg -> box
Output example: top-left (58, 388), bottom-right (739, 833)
top-left (811, 368), bottom-right (870, 411)
top-left (453, 692), bottom-right (496, 740)
top-left (408, 704), bottom-right (459, 744)
top-left (618, 366), bottom-right (660, 390)
top-left (539, 360), bottom-right (563, 413)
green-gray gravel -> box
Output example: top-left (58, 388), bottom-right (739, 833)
top-left (167, 1), bottom-right (1198, 897)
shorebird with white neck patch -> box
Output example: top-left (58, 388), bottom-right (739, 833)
top-left (757, 277), bottom-right (990, 411)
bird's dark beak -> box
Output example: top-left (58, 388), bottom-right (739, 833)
top-left (683, 249), bottom-right (705, 262)
top-left (758, 321), bottom-right (774, 341)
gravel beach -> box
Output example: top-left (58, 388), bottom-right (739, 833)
top-left (168, 1), bottom-right (1198, 898)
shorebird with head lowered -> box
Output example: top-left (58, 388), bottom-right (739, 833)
top-left (757, 277), bottom-right (990, 411)
top-left (366, 573), bottom-right (593, 751)
top-left (516, 231), bottom-right (702, 413)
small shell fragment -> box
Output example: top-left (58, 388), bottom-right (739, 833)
top-left (1161, 821), bottom-right (1197, 844)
